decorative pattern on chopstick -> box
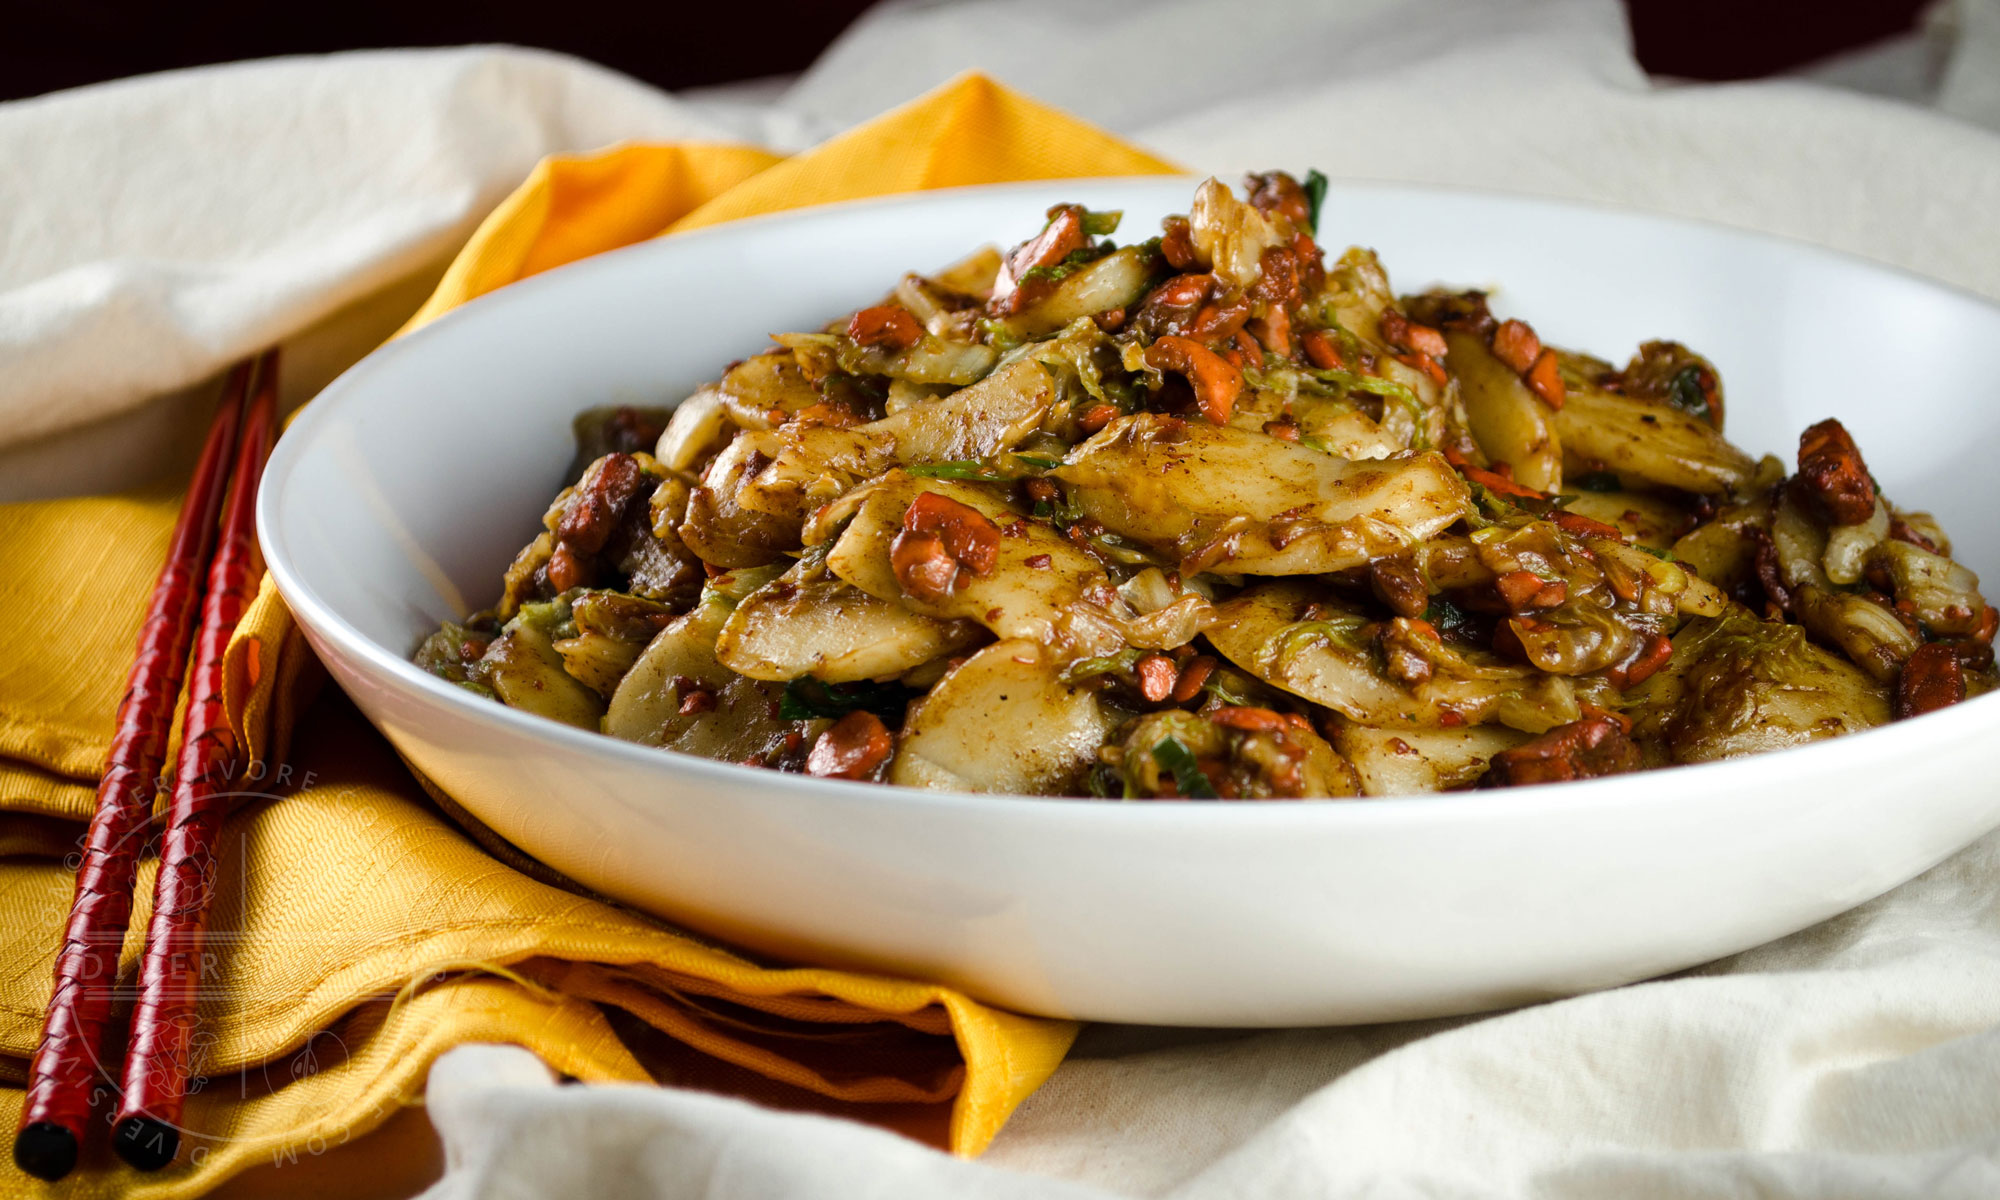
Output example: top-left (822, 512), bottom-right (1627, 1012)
top-left (12, 362), bottom-right (251, 1184)
top-left (113, 350), bottom-right (281, 1172)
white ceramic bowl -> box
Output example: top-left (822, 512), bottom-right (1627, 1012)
top-left (259, 178), bottom-right (2000, 1027)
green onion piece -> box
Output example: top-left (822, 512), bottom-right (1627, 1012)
top-left (1313, 368), bottom-right (1419, 407)
top-left (1303, 170), bottom-right (1329, 235)
top-left (908, 453), bottom-right (1059, 480)
top-left (905, 460), bottom-right (997, 481)
top-left (1019, 244), bottom-right (1115, 285)
top-left (1263, 616), bottom-right (1371, 667)
top-left (1152, 736), bottom-right (1219, 799)
top-left (975, 317), bottom-right (1025, 350)
top-left (1201, 670), bottom-right (1259, 707)
top-left (1061, 647), bottom-right (1146, 684)
top-left (1082, 209), bottom-right (1123, 237)
top-left (1467, 482), bottom-right (1523, 519)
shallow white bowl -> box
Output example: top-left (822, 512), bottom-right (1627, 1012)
top-left (259, 178), bottom-right (2000, 1027)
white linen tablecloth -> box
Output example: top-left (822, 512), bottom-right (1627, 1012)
top-left (9, 2), bottom-right (2000, 1196)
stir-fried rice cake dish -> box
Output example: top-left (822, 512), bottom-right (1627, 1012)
top-left (415, 173), bottom-right (1996, 799)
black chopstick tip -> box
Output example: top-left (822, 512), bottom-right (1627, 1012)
top-left (112, 1115), bottom-right (179, 1172)
top-left (14, 1122), bottom-right (78, 1181)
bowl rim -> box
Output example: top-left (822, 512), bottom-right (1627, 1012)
top-left (257, 174), bottom-right (2000, 827)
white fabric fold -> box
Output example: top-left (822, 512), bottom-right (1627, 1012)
top-left (423, 831), bottom-right (2000, 1198)
top-left (9, 1), bottom-right (2000, 1196)
top-left (0, 45), bottom-right (804, 460)
top-left (788, 0), bottom-right (1641, 136)
top-left (422, 1045), bottom-right (1110, 1200)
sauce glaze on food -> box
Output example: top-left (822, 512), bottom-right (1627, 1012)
top-left (415, 173), bottom-right (1996, 798)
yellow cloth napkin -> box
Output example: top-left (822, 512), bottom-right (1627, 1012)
top-left (0, 73), bottom-right (1179, 1196)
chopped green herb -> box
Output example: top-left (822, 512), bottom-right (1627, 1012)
top-left (908, 452), bottom-right (1059, 481)
top-left (1423, 596), bottom-right (1475, 637)
top-left (1152, 736), bottom-right (1219, 799)
top-left (791, 538), bottom-right (837, 573)
top-left (1019, 244), bottom-right (1115, 285)
top-left (906, 460), bottom-right (1002, 481)
top-left (1031, 485), bottom-right (1086, 528)
top-left (777, 678), bottom-right (916, 722)
top-left (1303, 169), bottom-right (1329, 235)
top-left (1668, 365), bottom-right (1710, 421)
top-left (1081, 209), bottom-right (1123, 237)
top-left (1635, 543), bottom-right (1679, 563)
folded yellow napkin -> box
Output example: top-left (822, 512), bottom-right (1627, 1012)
top-left (0, 73), bottom-right (1178, 1196)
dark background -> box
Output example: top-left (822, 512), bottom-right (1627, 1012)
top-left (0, 0), bottom-right (1936, 104)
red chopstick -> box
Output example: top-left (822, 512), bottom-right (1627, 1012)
top-left (114, 350), bottom-right (281, 1171)
top-left (13, 361), bottom-right (252, 1183)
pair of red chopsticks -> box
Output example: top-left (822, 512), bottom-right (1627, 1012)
top-left (14, 352), bottom-right (281, 1181)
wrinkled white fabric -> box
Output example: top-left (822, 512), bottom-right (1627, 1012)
top-left (0, 45), bottom-right (816, 499)
top-left (814, 0), bottom-right (2000, 300)
top-left (423, 835), bottom-right (2000, 1199)
top-left (10, 1), bottom-right (2000, 1196)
